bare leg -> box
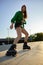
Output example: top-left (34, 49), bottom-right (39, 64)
top-left (21, 28), bottom-right (30, 49)
top-left (6, 27), bottom-right (22, 56)
top-left (21, 28), bottom-right (29, 42)
top-left (13, 27), bottom-right (22, 44)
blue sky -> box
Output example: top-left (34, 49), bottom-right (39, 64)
top-left (0, 0), bottom-right (43, 38)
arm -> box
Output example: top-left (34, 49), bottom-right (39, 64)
top-left (21, 19), bottom-right (26, 28)
top-left (22, 18), bottom-right (26, 24)
top-left (22, 19), bottom-right (26, 24)
top-left (11, 12), bottom-right (18, 23)
top-left (10, 12), bottom-right (18, 29)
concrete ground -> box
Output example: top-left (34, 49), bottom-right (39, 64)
top-left (0, 41), bottom-right (43, 65)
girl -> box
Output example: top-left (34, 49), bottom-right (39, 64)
top-left (6, 5), bottom-right (31, 56)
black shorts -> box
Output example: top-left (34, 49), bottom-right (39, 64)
top-left (15, 21), bottom-right (22, 29)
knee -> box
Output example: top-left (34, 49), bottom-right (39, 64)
top-left (26, 33), bottom-right (29, 37)
top-left (17, 35), bottom-right (21, 40)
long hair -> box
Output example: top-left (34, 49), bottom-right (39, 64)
top-left (21, 5), bottom-right (27, 19)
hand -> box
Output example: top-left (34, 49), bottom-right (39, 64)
top-left (22, 19), bottom-right (25, 23)
top-left (10, 24), bottom-right (13, 29)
